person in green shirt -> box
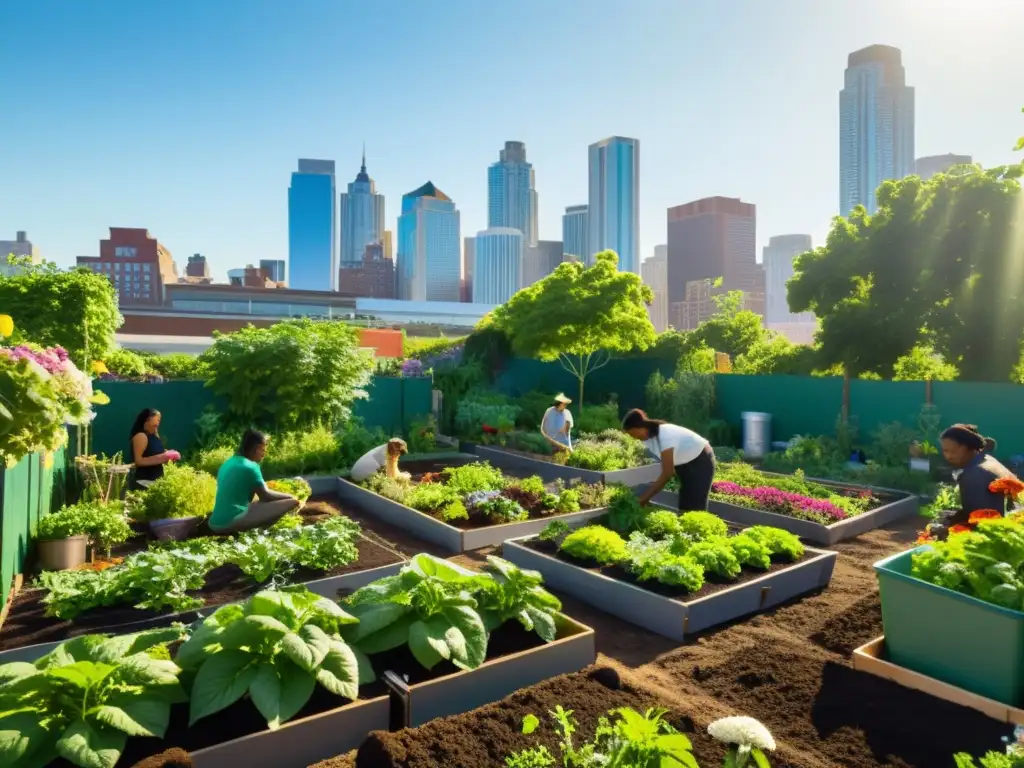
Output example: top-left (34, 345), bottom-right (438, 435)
top-left (210, 430), bottom-right (300, 533)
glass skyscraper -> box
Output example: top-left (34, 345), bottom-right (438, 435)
top-left (840, 45), bottom-right (915, 217)
top-left (288, 159), bottom-right (337, 292)
top-left (339, 149), bottom-right (385, 266)
top-left (588, 137), bottom-right (640, 273)
top-left (562, 204), bottom-right (588, 262)
top-left (397, 182), bottom-right (461, 302)
top-left (487, 141), bottom-right (537, 246)
top-left (473, 228), bottom-right (524, 305)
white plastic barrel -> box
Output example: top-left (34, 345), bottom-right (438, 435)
top-left (741, 412), bottom-right (772, 459)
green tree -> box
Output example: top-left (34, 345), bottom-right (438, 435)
top-left (491, 250), bottom-right (655, 407)
top-left (892, 345), bottom-right (958, 381)
top-left (685, 290), bottom-right (767, 359)
top-left (0, 261), bottom-right (122, 367)
top-left (734, 334), bottom-right (818, 375)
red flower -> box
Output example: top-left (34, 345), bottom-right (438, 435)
top-left (915, 531), bottom-right (934, 544)
top-left (968, 509), bottom-right (1002, 524)
top-left (482, 424), bottom-right (498, 435)
top-left (990, 477), bottom-right (1024, 499)
top-left (949, 524), bottom-right (973, 536)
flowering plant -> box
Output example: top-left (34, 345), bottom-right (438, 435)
top-left (991, 477), bottom-right (1024, 500)
top-left (712, 481), bottom-right (848, 525)
top-left (0, 343), bottom-right (108, 425)
top-left (400, 358), bottom-right (426, 377)
top-left (708, 715), bottom-right (776, 767)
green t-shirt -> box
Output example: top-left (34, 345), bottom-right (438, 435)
top-left (210, 455), bottom-right (264, 529)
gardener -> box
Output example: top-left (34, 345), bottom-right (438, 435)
top-left (128, 408), bottom-right (179, 490)
top-left (939, 423), bottom-right (1015, 525)
top-left (541, 394), bottom-right (574, 454)
top-left (350, 438), bottom-right (410, 482)
top-left (209, 430), bottom-right (300, 534)
top-left (621, 408), bottom-right (716, 511)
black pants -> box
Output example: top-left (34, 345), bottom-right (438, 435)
top-left (675, 446), bottom-right (716, 511)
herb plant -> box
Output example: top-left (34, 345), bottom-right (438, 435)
top-left (131, 464), bottom-right (218, 521)
top-left (442, 462), bottom-right (508, 494)
top-left (539, 520), bottom-right (570, 542)
top-left (37, 501), bottom-right (133, 556)
top-left (604, 487), bottom-right (649, 534)
top-left (266, 477), bottom-right (313, 503)
top-left (565, 430), bottom-right (650, 472)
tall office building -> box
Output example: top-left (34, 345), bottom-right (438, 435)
top-left (487, 141), bottom-right (537, 246)
top-left (562, 205), bottom-right (588, 262)
top-left (523, 240), bottom-right (564, 287)
top-left (588, 136), bottom-right (639, 273)
top-left (397, 182), bottom-right (461, 302)
top-left (260, 259), bottom-right (286, 283)
top-left (763, 235), bottom-right (813, 325)
top-left (0, 231), bottom-right (39, 276)
top-left (288, 159), bottom-right (337, 291)
top-left (916, 153), bottom-right (973, 180)
top-left (641, 245), bottom-right (668, 332)
top-left (473, 228), bottom-right (524, 305)
top-left (840, 45), bottom-right (915, 216)
top-left (462, 236), bottom-right (476, 302)
top-left (339, 149), bottom-right (386, 266)
top-left (666, 197), bottom-right (757, 308)
top-left (76, 228), bottom-right (178, 306)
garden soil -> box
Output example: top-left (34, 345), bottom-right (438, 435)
top-left (314, 513), bottom-right (1011, 768)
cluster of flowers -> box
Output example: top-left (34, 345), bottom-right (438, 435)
top-left (400, 358), bottom-right (427, 377)
top-left (916, 476), bottom-right (1024, 543)
top-left (712, 480), bottom-right (848, 522)
top-left (0, 344), bottom-right (108, 425)
top-left (465, 490), bottom-right (502, 507)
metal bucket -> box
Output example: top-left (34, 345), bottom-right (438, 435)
top-left (741, 412), bottom-right (772, 460)
top-left (37, 535), bottom-right (89, 571)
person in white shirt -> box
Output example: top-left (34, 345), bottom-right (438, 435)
top-left (621, 408), bottom-right (715, 511)
top-left (540, 393), bottom-right (574, 454)
top-left (350, 438), bottom-right (409, 483)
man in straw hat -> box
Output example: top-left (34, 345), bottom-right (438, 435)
top-left (541, 393), bottom-right (574, 454)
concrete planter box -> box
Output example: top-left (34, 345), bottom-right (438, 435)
top-left (387, 613), bottom-right (596, 728)
top-left (335, 478), bottom-right (609, 553)
top-left (299, 475), bottom-right (345, 496)
top-left (471, 445), bottom-right (660, 487)
top-left (652, 473), bottom-right (918, 546)
top-left (0, 561), bottom-right (406, 664)
top-left (190, 695), bottom-right (390, 768)
top-left (501, 536), bottom-right (837, 641)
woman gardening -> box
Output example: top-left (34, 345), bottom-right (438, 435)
top-left (622, 408), bottom-right (716, 511)
top-left (540, 393), bottom-right (574, 454)
top-left (938, 423), bottom-right (1017, 526)
top-left (350, 438), bottom-right (410, 483)
top-left (128, 408), bottom-right (180, 490)
top-left (209, 430), bottom-right (301, 533)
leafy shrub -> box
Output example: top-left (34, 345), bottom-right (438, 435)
top-left (37, 500), bottom-right (133, 555)
top-left (641, 509), bottom-right (682, 539)
top-left (407, 415), bottom-right (438, 454)
top-left (433, 360), bottom-right (489, 434)
top-left (512, 390), bottom-right (555, 431)
top-left (575, 402), bottom-right (621, 434)
top-left (441, 461), bottom-right (507, 494)
top-left (728, 534), bottom-right (772, 570)
top-left (336, 419), bottom-right (388, 469)
top-left (707, 419), bottom-right (733, 447)
top-left (507, 430), bottom-right (554, 455)
top-left (573, 481), bottom-right (611, 509)
top-left (192, 424), bottom-right (349, 478)
top-left (566, 430), bottom-right (648, 472)
top-left (453, 390), bottom-right (520, 438)
top-left (191, 445), bottom-right (234, 476)
top-left (683, 538), bottom-right (742, 579)
top-left (742, 525), bottom-right (804, 561)
top-left (560, 525), bottom-right (628, 565)
top-left (604, 487), bottom-right (649, 534)
top-left (712, 446), bottom-right (744, 463)
top-left (539, 520), bottom-right (570, 541)
top-left (677, 511), bottom-right (729, 540)
top-left (405, 483), bottom-right (460, 513)
top-left (132, 464), bottom-right (218, 521)
top-left (267, 477), bottom-right (313, 502)
top-left (872, 422), bottom-right (920, 467)
top-left (103, 346), bottom-right (150, 377)
top-left (144, 352), bottom-right (208, 380)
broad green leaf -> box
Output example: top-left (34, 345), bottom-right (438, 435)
top-left (48, 661), bottom-right (115, 691)
top-left (249, 591), bottom-right (303, 624)
top-left (47, 636), bottom-right (110, 665)
top-left (289, 624), bottom-right (332, 671)
top-left (249, 658), bottom-right (315, 730)
top-left (208, 602), bottom-right (246, 627)
top-left (408, 618), bottom-right (449, 670)
top-left (174, 620), bottom-right (226, 670)
top-left (55, 719), bottom-right (126, 768)
top-left (114, 655), bottom-right (181, 688)
top-left (248, 663), bottom-right (284, 730)
top-left (409, 553), bottom-right (476, 581)
top-left (93, 627), bottom-right (185, 663)
top-left (94, 694), bottom-right (171, 738)
top-left (0, 662), bottom-right (39, 685)
top-left (441, 605), bottom-right (488, 670)
top-left (219, 614), bottom-right (290, 651)
top-left (343, 602), bottom-right (411, 643)
top-left (524, 605), bottom-right (558, 643)
top-left (280, 632), bottom-right (316, 672)
top-left (315, 640), bottom-right (359, 701)
top-left (0, 710), bottom-right (49, 764)
top-left (351, 645), bottom-right (376, 685)
top-left (654, 733), bottom-right (697, 767)
top-left (189, 650), bottom-right (258, 725)
top-left (521, 714), bottom-right (540, 734)
top-left (311, 596), bottom-right (358, 625)
top-left (343, 574), bottom-right (407, 606)
top-left (352, 612), bottom-right (417, 654)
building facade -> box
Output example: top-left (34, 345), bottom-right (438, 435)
top-left (473, 228), bottom-right (524, 305)
top-left (523, 240), bottom-right (564, 287)
top-left (76, 228), bottom-right (178, 306)
top-left (336, 243), bottom-right (395, 300)
top-left (487, 141), bottom-right (537, 246)
top-left (397, 182), bottom-right (461, 302)
top-left (186, 254), bottom-right (210, 278)
top-left (916, 153), bottom-right (973, 180)
top-left (462, 237), bottom-right (475, 303)
top-left (562, 204), bottom-right (588, 262)
top-left (288, 158), bottom-right (337, 292)
top-left (259, 259), bottom-right (286, 283)
top-left (0, 231), bottom-right (39, 275)
top-left (670, 277), bottom-right (763, 332)
top-left (763, 234), bottom-right (814, 325)
top-left (588, 137), bottom-right (639, 272)
top-left (840, 45), bottom-right (915, 217)
top-left (641, 245), bottom-right (668, 332)
top-left (339, 150), bottom-right (386, 269)
top-left (666, 197), bottom-right (758, 309)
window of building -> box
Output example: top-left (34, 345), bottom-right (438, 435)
top-left (143, 264), bottom-right (151, 273)
top-left (114, 246), bottom-right (137, 258)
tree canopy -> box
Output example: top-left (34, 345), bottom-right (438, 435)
top-left (490, 250), bottom-right (655, 405)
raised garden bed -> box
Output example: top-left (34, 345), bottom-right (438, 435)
top-left (502, 520), bottom-right (837, 641)
top-left (653, 466), bottom-right (918, 545)
top-left (471, 443), bottom-right (660, 487)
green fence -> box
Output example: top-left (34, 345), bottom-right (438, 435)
top-left (0, 446), bottom-right (67, 609)
top-left (495, 357), bottom-right (675, 410)
top-left (87, 376), bottom-right (434, 457)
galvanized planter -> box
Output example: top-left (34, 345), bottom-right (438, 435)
top-left (652, 473), bottom-right (918, 546)
top-left (471, 445), bottom-right (660, 487)
top-left (0, 560), bottom-right (406, 664)
top-left (501, 536), bottom-right (837, 642)
top-left (335, 478), bottom-right (608, 553)
top-left (190, 695), bottom-right (391, 768)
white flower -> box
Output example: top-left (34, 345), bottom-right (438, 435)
top-left (707, 716), bottom-right (776, 752)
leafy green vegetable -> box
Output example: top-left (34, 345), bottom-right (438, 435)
top-left (476, 556), bottom-right (563, 642)
top-left (742, 526), bottom-right (804, 561)
top-left (728, 534), bottom-right (772, 570)
top-left (266, 478), bottom-right (313, 503)
top-left (604, 487), bottom-right (648, 534)
top-left (676, 511), bottom-right (728, 540)
top-left (625, 533), bottom-right (706, 592)
top-left (539, 520), bottom-right (570, 542)
top-left (560, 526), bottom-right (628, 565)
top-left (642, 510), bottom-right (682, 539)
top-left (565, 430), bottom-right (650, 472)
top-left (130, 464), bottom-right (218, 521)
top-left (680, 537), bottom-right (742, 579)
top-left (37, 501), bottom-right (133, 556)
top-left (176, 587), bottom-right (369, 730)
top-left (441, 462), bottom-right (508, 494)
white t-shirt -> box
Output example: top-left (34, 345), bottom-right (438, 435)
top-left (643, 423), bottom-right (709, 466)
top-left (350, 444), bottom-right (389, 482)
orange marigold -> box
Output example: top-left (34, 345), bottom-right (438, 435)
top-left (949, 524), bottom-right (973, 536)
top-left (968, 509), bottom-right (1002, 524)
top-left (990, 477), bottom-right (1024, 499)
top-left (915, 530), bottom-right (935, 544)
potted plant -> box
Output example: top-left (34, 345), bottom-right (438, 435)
top-left (909, 440), bottom-right (939, 472)
top-left (36, 500), bottom-right (133, 570)
top-left (129, 464), bottom-right (217, 540)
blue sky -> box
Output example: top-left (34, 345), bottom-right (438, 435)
top-left (1, 0), bottom-right (1021, 282)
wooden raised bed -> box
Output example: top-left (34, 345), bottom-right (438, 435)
top-left (853, 637), bottom-right (1024, 726)
top-left (501, 533), bottom-right (837, 641)
top-left (471, 444), bottom-right (660, 487)
top-left (334, 478), bottom-right (609, 553)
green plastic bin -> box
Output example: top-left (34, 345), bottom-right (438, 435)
top-left (875, 547), bottom-right (1024, 706)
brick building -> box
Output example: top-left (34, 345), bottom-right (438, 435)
top-left (337, 243), bottom-right (395, 299)
top-left (76, 228), bottom-right (178, 306)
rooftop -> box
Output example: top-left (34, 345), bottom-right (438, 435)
top-left (403, 181), bottom-right (451, 202)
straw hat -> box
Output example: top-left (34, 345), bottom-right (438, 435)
top-left (554, 393), bottom-right (572, 405)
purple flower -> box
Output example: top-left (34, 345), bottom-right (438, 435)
top-left (711, 481), bottom-right (848, 522)
top-left (401, 358), bottom-right (425, 377)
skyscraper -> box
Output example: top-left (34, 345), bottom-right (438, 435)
top-left (588, 137), bottom-right (639, 273)
top-left (523, 240), bottom-right (564, 287)
top-left (666, 197), bottom-right (757, 308)
top-left (642, 245), bottom-right (668, 332)
top-left (562, 204), bottom-right (588, 262)
top-left (473, 228), bottom-right (524, 305)
top-left (288, 159), bottom-right (337, 291)
top-left (397, 182), bottom-right (461, 302)
top-left (840, 45), bottom-right (915, 216)
top-left (487, 141), bottom-right (537, 246)
top-left (916, 153), bottom-right (973, 180)
top-left (462, 236), bottom-right (475, 302)
top-left (339, 149), bottom-right (385, 266)
top-left (763, 235), bottom-right (813, 325)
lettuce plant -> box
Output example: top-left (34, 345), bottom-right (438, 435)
top-left (266, 477), bottom-right (313, 503)
top-left (642, 509), bottom-right (683, 539)
top-left (677, 511), bottom-right (728, 540)
top-left (681, 538), bottom-right (742, 580)
top-left (728, 534), bottom-right (772, 570)
top-left (476, 556), bottom-right (562, 642)
top-left (741, 526), bottom-right (804, 561)
top-left (0, 627), bottom-right (186, 768)
top-left (441, 461), bottom-right (507, 494)
top-left (560, 526), bottom-right (629, 565)
top-left (176, 588), bottom-right (370, 730)
top-left (625, 533), bottom-right (706, 592)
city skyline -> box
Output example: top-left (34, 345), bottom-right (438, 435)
top-left (3, 1), bottom-right (1021, 283)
